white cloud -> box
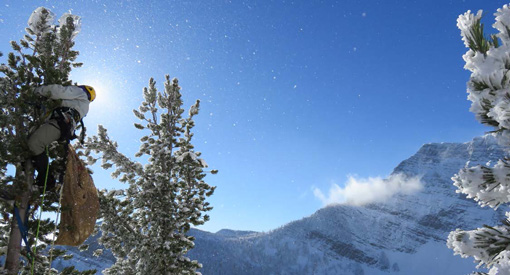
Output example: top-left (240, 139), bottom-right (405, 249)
top-left (313, 173), bottom-right (423, 206)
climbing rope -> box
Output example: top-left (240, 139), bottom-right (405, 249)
top-left (19, 137), bottom-right (73, 273)
top-left (47, 182), bottom-right (64, 274)
top-left (31, 145), bottom-right (67, 274)
top-left (30, 146), bottom-right (50, 274)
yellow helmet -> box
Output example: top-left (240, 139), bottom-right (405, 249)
top-left (80, 85), bottom-right (96, 102)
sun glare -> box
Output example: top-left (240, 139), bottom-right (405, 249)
top-left (72, 68), bottom-right (126, 118)
top-left (83, 79), bottom-right (109, 106)
top-left (74, 72), bottom-right (125, 124)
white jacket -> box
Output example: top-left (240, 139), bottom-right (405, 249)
top-left (34, 84), bottom-right (90, 119)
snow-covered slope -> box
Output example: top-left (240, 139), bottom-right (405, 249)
top-left (64, 135), bottom-right (508, 274)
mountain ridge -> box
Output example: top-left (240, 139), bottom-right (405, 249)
top-left (60, 135), bottom-right (508, 274)
top-left (186, 135), bottom-right (507, 274)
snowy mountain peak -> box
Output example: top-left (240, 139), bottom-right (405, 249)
top-left (63, 136), bottom-right (508, 274)
top-left (187, 136), bottom-right (508, 274)
top-left (393, 135), bottom-right (504, 182)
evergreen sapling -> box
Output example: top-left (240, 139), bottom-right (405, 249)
top-left (87, 76), bottom-right (216, 274)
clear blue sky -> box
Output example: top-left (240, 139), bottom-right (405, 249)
top-left (0, 0), bottom-right (505, 233)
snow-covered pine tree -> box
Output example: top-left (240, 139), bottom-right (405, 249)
top-left (447, 4), bottom-right (510, 275)
top-left (0, 7), bottom-right (95, 274)
top-left (87, 76), bottom-right (216, 274)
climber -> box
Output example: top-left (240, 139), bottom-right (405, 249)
top-left (28, 84), bottom-right (95, 190)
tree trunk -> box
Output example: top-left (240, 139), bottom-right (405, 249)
top-left (4, 161), bottom-right (33, 274)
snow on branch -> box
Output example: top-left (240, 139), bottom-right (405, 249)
top-left (447, 215), bottom-right (510, 272)
top-left (457, 5), bottom-right (510, 132)
top-left (494, 4), bottom-right (510, 46)
top-left (452, 158), bottom-right (510, 209)
top-left (86, 125), bottom-right (144, 182)
top-left (450, 5), bottom-right (510, 274)
top-left (58, 13), bottom-right (81, 40)
top-left (28, 7), bottom-right (56, 36)
top-left (457, 9), bottom-right (484, 50)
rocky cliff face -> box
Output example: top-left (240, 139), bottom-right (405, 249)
top-left (186, 135), bottom-right (508, 275)
top-left (64, 136), bottom-right (509, 274)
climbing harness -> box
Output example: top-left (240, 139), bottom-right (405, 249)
top-left (49, 107), bottom-right (86, 144)
top-left (50, 107), bottom-right (79, 142)
top-left (52, 107), bottom-right (81, 125)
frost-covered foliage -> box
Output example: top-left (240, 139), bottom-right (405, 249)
top-left (448, 4), bottom-right (510, 274)
top-left (448, 218), bottom-right (510, 275)
top-left (87, 76), bottom-right (216, 274)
